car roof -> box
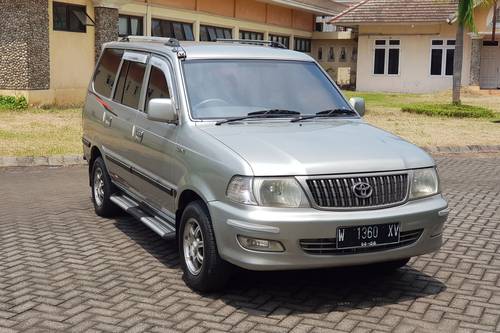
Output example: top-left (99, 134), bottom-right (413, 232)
top-left (105, 41), bottom-right (314, 62)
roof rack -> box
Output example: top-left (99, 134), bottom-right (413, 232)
top-left (216, 39), bottom-right (287, 49)
top-left (118, 36), bottom-right (186, 59)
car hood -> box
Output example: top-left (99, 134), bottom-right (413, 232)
top-left (198, 120), bottom-right (434, 176)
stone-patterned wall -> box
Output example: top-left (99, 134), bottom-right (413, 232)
top-left (0, 0), bottom-right (49, 90)
top-left (94, 6), bottom-right (119, 61)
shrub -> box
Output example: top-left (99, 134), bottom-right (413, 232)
top-left (401, 103), bottom-right (495, 119)
top-left (0, 95), bottom-right (28, 110)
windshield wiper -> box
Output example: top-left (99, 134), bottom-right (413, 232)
top-left (290, 108), bottom-right (356, 123)
top-left (215, 109), bottom-right (301, 126)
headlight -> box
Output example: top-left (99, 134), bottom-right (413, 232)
top-left (226, 176), bottom-right (309, 208)
top-left (410, 168), bottom-right (439, 199)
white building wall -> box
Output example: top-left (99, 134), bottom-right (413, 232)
top-left (355, 24), bottom-right (471, 93)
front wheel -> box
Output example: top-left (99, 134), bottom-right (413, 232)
top-left (179, 201), bottom-right (231, 292)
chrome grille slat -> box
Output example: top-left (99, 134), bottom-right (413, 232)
top-left (306, 173), bottom-right (409, 209)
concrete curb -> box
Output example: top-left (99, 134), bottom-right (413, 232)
top-left (0, 155), bottom-right (86, 168)
top-left (0, 145), bottom-right (499, 168)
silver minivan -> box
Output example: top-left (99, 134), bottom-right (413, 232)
top-left (82, 37), bottom-right (448, 291)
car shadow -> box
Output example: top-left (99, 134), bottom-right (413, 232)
top-left (113, 216), bottom-right (446, 314)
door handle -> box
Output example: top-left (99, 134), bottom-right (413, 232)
top-left (134, 129), bottom-right (144, 142)
top-left (103, 115), bottom-right (112, 127)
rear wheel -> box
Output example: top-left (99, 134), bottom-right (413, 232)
top-left (179, 200), bottom-right (231, 291)
top-left (91, 157), bottom-right (120, 217)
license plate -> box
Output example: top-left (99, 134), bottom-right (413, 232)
top-left (336, 223), bottom-right (400, 249)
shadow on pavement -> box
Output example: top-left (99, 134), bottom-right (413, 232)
top-left (113, 215), bottom-right (446, 314)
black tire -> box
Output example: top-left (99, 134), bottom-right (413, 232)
top-left (91, 157), bottom-right (120, 217)
top-left (179, 200), bottom-right (231, 292)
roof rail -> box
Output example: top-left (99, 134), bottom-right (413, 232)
top-left (216, 39), bottom-right (287, 49)
top-left (118, 36), bottom-right (186, 59)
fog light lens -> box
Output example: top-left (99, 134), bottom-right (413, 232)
top-left (237, 235), bottom-right (285, 252)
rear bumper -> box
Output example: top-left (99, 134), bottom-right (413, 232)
top-left (208, 194), bottom-right (448, 271)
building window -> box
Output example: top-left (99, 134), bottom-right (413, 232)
top-left (294, 38), bottom-right (311, 53)
top-left (53, 2), bottom-right (87, 33)
top-left (269, 34), bottom-right (290, 48)
top-left (430, 39), bottom-right (455, 76)
top-left (152, 19), bottom-right (194, 41)
top-left (200, 25), bottom-right (232, 42)
top-left (93, 48), bottom-right (124, 98)
top-left (339, 47), bottom-right (347, 62)
top-left (373, 39), bottom-right (400, 75)
top-left (328, 47), bottom-right (335, 62)
top-left (317, 47), bottom-right (323, 61)
top-left (239, 30), bottom-right (264, 40)
top-left (352, 47), bottom-right (357, 61)
top-left (119, 15), bottom-right (144, 37)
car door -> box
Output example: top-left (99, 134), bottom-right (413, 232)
top-left (104, 51), bottom-right (150, 198)
top-left (128, 55), bottom-right (179, 215)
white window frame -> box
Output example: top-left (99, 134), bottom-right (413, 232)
top-left (373, 39), bottom-right (400, 76)
top-left (429, 39), bottom-right (455, 77)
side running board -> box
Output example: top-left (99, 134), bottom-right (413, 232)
top-left (110, 194), bottom-right (176, 240)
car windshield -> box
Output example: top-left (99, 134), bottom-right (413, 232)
top-left (182, 59), bottom-right (353, 120)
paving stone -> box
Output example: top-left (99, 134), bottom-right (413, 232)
top-left (0, 155), bottom-right (499, 332)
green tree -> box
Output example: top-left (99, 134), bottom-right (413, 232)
top-left (453, 0), bottom-right (495, 104)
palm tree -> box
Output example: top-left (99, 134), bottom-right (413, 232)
top-left (452, 0), bottom-right (495, 104)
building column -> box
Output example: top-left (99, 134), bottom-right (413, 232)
top-left (93, 1), bottom-right (127, 60)
top-left (0, 0), bottom-right (49, 91)
top-left (469, 33), bottom-right (483, 87)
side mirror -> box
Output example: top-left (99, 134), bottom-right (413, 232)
top-left (147, 98), bottom-right (177, 123)
top-left (349, 97), bottom-right (366, 117)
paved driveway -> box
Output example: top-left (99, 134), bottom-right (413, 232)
top-left (0, 155), bottom-right (499, 333)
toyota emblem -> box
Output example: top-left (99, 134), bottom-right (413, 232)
top-left (352, 182), bottom-right (373, 199)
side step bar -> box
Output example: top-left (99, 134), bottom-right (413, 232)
top-left (110, 194), bottom-right (176, 240)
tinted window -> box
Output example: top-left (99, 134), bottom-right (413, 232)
top-left (445, 49), bottom-right (454, 76)
top-left (93, 48), bottom-right (124, 97)
top-left (151, 19), bottom-right (194, 41)
top-left (53, 2), bottom-right (87, 32)
top-left (119, 15), bottom-right (143, 37)
top-left (113, 60), bottom-right (146, 109)
top-left (388, 49), bottom-right (399, 75)
top-left (430, 49), bottom-right (442, 75)
top-left (374, 49), bottom-right (385, 74)
top-left (145, 66), bottom-right (170, 112)
top-left (200, 25), bottom-right (232, 42)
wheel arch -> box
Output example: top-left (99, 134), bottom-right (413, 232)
top-left (88, 146), bottom-right (103, 186)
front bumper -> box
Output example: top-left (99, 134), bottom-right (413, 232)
top-left (208, 194), bottom-right (448, 271)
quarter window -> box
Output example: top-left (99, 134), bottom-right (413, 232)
top-left (119, 15), bottom-right (144, 37)
top-left (93, 48), bottom-right (124, 97)
top-left (151, 19), bottom-right (194, 41)
top-left (53, 2), bottom-right (87, 33)
top-left (200, 25), bottom-right (232, 42)
top-left (239, 30), bottom-right (264, 40)
top-left (430, 39), bottom-right (455, 76)
top-left (145, 66), bottom-right (170, 112)
top-left (373, 39), bottom-right (400, 75)
top-left (113, 60), bottom-right (147, 109)
top-left (269, 34), bottom-right (290, 48)
top-left (294, 38), bottom-right (312, 53)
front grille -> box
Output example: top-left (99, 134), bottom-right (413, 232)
top-left (300, 229), bottom-right (423, 255)
top-left (306, 173), bottom-right (409, 209)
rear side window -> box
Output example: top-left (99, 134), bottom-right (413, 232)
top-left (93, 48), bottom-right (123, 97)
top-left (113, 60), bottom-right (146, 109)
top-left (145, 66), bottom-right (170, 112)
